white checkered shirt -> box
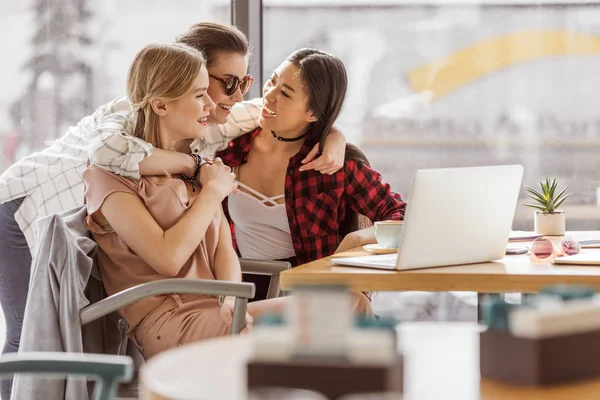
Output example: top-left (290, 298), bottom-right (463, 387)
top-left (0, 96), bottom-right (261, 254)
top-left (87, 96), bottom-right (262, 178)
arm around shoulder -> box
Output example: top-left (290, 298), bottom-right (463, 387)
top-left (87, 97), bottom-right (153, 179)
top-left (88, 130), bottom-right (154, 179)
top-left (87, 96), bottom-right (197, 178)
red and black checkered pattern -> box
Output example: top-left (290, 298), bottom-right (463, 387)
top-left (218, 128), bottom-right (406, 265)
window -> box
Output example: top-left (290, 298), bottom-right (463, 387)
top-left (0, 0), bottom-right (230, 171)
top-left (262, 0), bottom-right (600, 229)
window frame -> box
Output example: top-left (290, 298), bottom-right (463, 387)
top-left (231, 0), bottom-right (263, 100)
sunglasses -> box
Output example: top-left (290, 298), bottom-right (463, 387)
top-left (529, 236), bottom-right (581, 263)
top-left (209, 74), bottom-right (254, 96)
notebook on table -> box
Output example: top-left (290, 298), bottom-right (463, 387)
top-left (553, 251), bottom-right (600, 266)
top-left (508, 231), bottom-right (542, 242)
top-left (579, 240), bottom-right (600, 249)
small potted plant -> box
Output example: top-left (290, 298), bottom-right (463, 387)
top-left (524, 177), bottom-right (571, 236)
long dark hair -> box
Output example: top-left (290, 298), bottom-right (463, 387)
top-left (339, 144), bottom-right (374, 237)
top-left (286, 49), bottom-right (371, 237)
top-left (285, 48), bottom-right (347, 154)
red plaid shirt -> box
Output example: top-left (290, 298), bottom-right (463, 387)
top-left (217, 128), bottom-right (406, 265)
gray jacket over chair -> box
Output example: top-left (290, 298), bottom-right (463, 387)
top-left (12, 206), bottom-right (99, 400)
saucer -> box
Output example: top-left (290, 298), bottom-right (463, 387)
top-left (363, 244), bottom-right (398, 255)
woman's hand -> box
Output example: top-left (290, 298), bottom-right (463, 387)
top-left (300, 128), bottom-right (346, 175)
top-left (199, 157), bottom-right (238, 199)
top-left (335, 233), bottom-right (362, 254)
top-left (219, 297), bottom-right (254, 334)
top-left (335, 228), bottom-right (377, 254)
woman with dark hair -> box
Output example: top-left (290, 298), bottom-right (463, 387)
top-left (216, 48), bottom-right (406, 300)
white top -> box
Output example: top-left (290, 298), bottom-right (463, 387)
top-left (228, 180), bottom-right (296, 260)
top-left (0, 96), bottom-right (261, 254)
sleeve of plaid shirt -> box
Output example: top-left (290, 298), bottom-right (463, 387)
top-left (88, 98), bottom-right (262, 179)
top-left (87, 97), bottom-right (153, 179)
top-left (344, 160), bottom-right (406, 221)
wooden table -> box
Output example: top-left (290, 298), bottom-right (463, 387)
top-left (139, 322), bottom-right (600, 400)
top-left (280, 232), bottom-right (600, 293)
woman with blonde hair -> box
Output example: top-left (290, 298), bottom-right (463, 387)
top-left (83, 43), bottom-right (285, 358)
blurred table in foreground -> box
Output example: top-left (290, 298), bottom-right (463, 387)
top-left (139, 322), bottom-right (600, 400)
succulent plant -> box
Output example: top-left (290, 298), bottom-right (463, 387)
top-left (523, 176), bottom-right (571, 214)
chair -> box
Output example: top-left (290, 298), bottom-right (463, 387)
top-left (0, 352), bottom-right (133, 400)
top-left (239, 259), bottom-right (291, 299)
top-left (79, 277), bottom-right (256, 399)
top-left (80, 259), bottom-right (286, 358)
top-left (89, 261), bottom-right (286, 399)
top-left (79, 260), bottom-right (288, 361)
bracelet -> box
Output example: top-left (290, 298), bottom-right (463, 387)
top-left (181, 153), bottom-right (205, 191)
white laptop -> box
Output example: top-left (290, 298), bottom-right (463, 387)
top-left (332, 165), bottom-right (524, 270)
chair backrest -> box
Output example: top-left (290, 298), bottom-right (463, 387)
top-left (0, 352), bottom-right (133, 400)
top-left (240, 259), bottom-right (291, 299)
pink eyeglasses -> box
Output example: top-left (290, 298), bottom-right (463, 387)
top-left (529, 236), bottom-right (581, 263)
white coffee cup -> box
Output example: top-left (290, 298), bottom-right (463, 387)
top-left (374, 220), bottom-right (404, 249)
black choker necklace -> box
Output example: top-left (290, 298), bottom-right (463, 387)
top-left (270, 130), bottom-right (308, 142)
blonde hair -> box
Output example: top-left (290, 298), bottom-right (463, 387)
top-left (126, 43), bottom-right (206, 148)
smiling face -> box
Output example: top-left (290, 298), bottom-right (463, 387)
top-left (206, 52), bottom-right (249, 124)
top-left (258, 60), bottom-right (317, 137)
top-left (159, 64), bottom-right (215, 143)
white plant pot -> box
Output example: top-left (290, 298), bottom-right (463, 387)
top-left (534, 211), bottom-right (565, 236)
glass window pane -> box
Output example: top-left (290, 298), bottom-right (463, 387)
top-left (0, 0), bottom-right (230, 170)
top-left (263, 1), bottom-right (600, 229)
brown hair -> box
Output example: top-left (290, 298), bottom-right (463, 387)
top-left (285, 48), bottom-right (348, 154)
top-left (175, 22), bottom-right (249, 67)
top-left (126, 43), bottom-right (206, 149)
top-left (339, 144), bottom-right (374, 237)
